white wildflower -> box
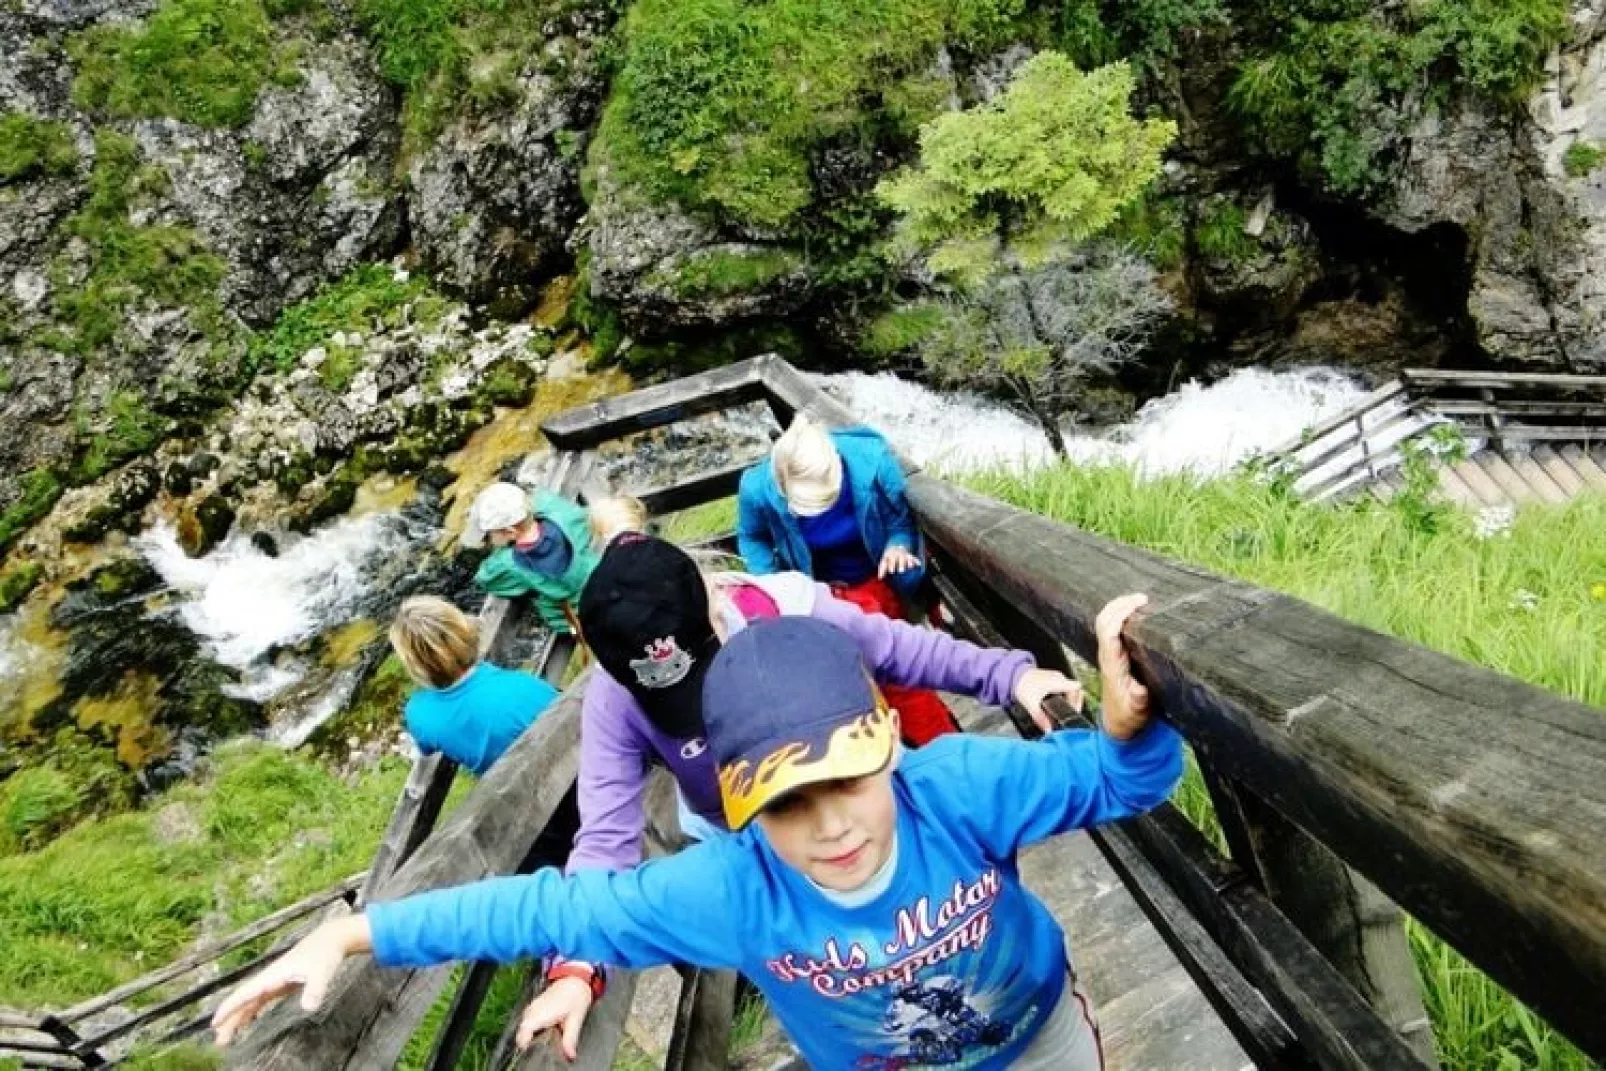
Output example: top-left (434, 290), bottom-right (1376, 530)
top-left (1474, 505), bottom-right (1515, 540)
top-left (1509, 588), bottom-right (1539, 612)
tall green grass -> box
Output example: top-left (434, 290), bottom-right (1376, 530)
top-left (0, 741), bottom-right (408, 1009)
top-left (961, 463), bottom-right (1603, 1070)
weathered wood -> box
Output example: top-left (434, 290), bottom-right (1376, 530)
top-left (1266, 381), bottom-right (1410, 460)
top-left (540, 359), bottom-right (769, 450)
top-left (664, 968), bottom-right (738, 1071)
top-left (907, 474), bottom-right (1606, 1061)
top-left (755, 355), bottom-right (864, 434)
top-left (499, 970), bottom-right (640, 1071)
top-left (635, 461), bottom-right (749, 518)
top-left (1429, 399), bottom-right (1606, 419)
top-left (57, 876), bottom-right (362, 1025)
top-left (227, 675), bottom-right (592, 1070)
top-left (1401, 368), bottom-right (1606, 389)
top-left (358, 755), bottom-right (459, 908)
top-left (0, 1047), bottom-right (82, 1068)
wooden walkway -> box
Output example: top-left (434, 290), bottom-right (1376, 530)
top-left (1380, 443), bottom-right (1606, 508)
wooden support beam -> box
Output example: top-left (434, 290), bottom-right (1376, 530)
top-left (539, 360), bottom-right (769, 450)
top-left (908, 474), bottom-right (1606, 1061)
top-left (664, 968), bottom-right (738, 1071)
top-left (226, 676), bottom-right (593, 1070)
top-left (755, 356), bottom-right (863, 433)
top-left (635, 462), bottom-right (748, 518)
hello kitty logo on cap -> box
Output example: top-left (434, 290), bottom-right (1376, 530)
top-left (629, 636), bottom-right (694, 689)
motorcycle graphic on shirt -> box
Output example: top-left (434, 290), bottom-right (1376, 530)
top-left (853, 976), bottom-right (1013, 1069)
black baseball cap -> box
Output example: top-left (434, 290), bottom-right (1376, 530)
top-left (578, 534), bottom-right (718, 740)
top-left (703, 616), bottom-right (895, 828)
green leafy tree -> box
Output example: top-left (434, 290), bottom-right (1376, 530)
top-left (877, 52), bottom-right (1175, 454)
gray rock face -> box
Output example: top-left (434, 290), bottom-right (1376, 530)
top-left (585, 169), bottom-right (815, 333)
top-left (408, 17), bottom-right (613, 306)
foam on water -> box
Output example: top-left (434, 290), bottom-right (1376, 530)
top-left (821, 366), bottom-right (1367, 476)
top-left (135, 513), bottom-right (416, 698)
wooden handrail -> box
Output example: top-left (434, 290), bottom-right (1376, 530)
top-left (904, 474), bottom-right (1606, 1061)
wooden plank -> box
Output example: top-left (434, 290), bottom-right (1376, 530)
top-left (1476, 452), bottom-right (1540, 503)
top-left (1508, 454), bottom-right (1570, 504)
top-left (226, 676), bottom-right (593, 1070)
top-left (1431, 463), bottom-right (1482, 508)
top-left (1427, 399), bottom-right (1606, 418)
top-left (1450, 455), bottom-right (1509, 507)
top-left (1285, 401), bottom-right (1421, 484)
top-left (0, 1014), bottom-right (45, 1030)
top-left (635, 462), bottom-right (749, 518)
top-left (1458, 424), bottom-right (1606, 441)
top-left (905, 474), bottom-right (1606, 1061)
top-left (358, 755), bottom-right (459, 907)
top-left (501, 970), bottom-right (640, 1071)
top-left (59, 876), bottom-right (363, 1024)
top-left (1560, 445), bottom-right (1606, 492)
top-left (0, 1048), bottom-right (82, 1069)
top-left (1402, 368), bottom-right (1606, 390)
top-left (1532, 445), bottom-right (1587, 498)
top-left (755, 356), bottom-right (865, 436)
top-left (663, 968), bottom-right (738, 1071)
top-left (539, 360), bottom-right (769, 450)
top-left (1264, 381), bottom-right (1408, 461)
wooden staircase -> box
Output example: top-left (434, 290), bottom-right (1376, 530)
top-left (1268, 369), bottom-right (1606, 508)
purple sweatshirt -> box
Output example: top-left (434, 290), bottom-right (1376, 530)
top-left (567, 571), bottom-right (1034, 874)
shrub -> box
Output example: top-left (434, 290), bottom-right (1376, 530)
top-left (0, 114), bottom-right (79, 184)
top-left (70, 0), bottom-right (299, 129)
top-left (1563, 141), bottom-right (1604, 178)
top-left (249, 264), bottom-right (434, 374)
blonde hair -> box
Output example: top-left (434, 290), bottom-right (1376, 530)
top-left (389, 596), bottom-right (480, 689)
top-left (771, 416), bottom-right (843, 515)
top-left (587, 494), bottom-right (649, 547)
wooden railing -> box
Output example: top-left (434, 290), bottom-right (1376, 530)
top-left (1267, 367), bottom-right (1606, 501)
top-left (196, 355), bottom-right (1605, 1070)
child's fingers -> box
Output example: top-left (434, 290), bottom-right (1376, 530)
top-left (1095, 593), bottom-right (1149, 650)
top-left (560, 1005), bottom-right (587, 1061)
top-left (515, 997), bottom-right (562, 1051)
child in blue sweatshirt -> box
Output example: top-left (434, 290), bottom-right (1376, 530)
top-left (390, 596), bottom-right (558, 776)
top-left (214, 595), bottom-right (1178, 1070)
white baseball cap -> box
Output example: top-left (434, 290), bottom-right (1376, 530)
top-left (461, 482), bottom-right (530, 548)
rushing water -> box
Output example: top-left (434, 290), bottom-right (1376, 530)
top-left (820, 366), bottom-right (1367, 476)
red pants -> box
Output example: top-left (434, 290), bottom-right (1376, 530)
top-left (830, 577), bottom-right (960, 747)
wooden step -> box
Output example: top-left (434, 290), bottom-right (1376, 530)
top-left (1432, 462), bottom-right (1484, 508)
top-left (1476, 452), bottom-right (1540, 504)
top-left (1451, 456), bottom-right (1511, 507)
top-left (1532, 445), bottom-right (1586, 498)
top-left (1560, 445), bottom-right (1606, 493)
top-left (1506, 452), bottom-right (1570, 504)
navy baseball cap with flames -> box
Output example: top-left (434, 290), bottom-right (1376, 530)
top-left (702, 616), bottom-right (896, 829)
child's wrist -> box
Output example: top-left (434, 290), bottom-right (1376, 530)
top-left (330, 913), bottom-right (374, 955)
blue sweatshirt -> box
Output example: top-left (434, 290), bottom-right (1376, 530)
top-left (368, 723), bottom-right (1183, 1069)
top-left (403, 663), bottom-right (559, 776)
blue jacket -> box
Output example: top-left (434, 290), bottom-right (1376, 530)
top-left (737, 427), bottom-right (924, 595)
top-left (369, 723), bottom-right (1183, 1070)
top-left (403, 663), bottom-right (559, 776)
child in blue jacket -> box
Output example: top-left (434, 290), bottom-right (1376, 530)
top-left (213, 595), bottom-right (1177, 1071)
top-left (390, 595), bottom-right (558, 776)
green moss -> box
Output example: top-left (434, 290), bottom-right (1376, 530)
top-left (475, 357), bottom-right (538, 407)
top-left (1564, 140), bottom-right (1604, 178)
top-left (42, 132), bottom-right (229, 359)
top-left (250, 263), bottom-right (436, 374)
top-left (317, 345), bottom-right (362, 392)
top-left (305, 654), bottom-right (410, 759)
top-left (72, 391), bottom-right (174, 483)
top-left (0, 469), bottom-right (63, 553)
top-left (651, 249), bottom-right (803, 299)
top-left (0, 113), bottom-right (79, 184)
top-left (617, 323), bottom-right (806, 377)
top-left (864, 304), bottom-right (944, 358)
top-left (594, 0), bottom-right (1031, 230)
top-left (1193, 200), bottom-right (1258, 264)
top-left (0, 561), bottom-right (43, 613)
top-left (1226, 0), bottom-right (1569, 194)
top-left (69, 0), bottom-right (296, 128)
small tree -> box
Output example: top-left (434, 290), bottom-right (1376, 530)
top-left (876, 52), bottom-right (1176, 453)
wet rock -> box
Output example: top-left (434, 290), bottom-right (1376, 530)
top-left (177, 493), bottom-right (236, 557)
top-left (1191, 190), bottom-right (1321, 321)
top-left (62, 460), bottom-right (161, 543)
top-left (251, 530), bottom-right (280, 557)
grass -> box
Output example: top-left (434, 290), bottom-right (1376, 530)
top-left (40, 130), bottom-right (228, 359)
top-left (0, 113), bottom-right (79, 184)
top-left (961, 462), bottom-right (1602, 1069)
top-left (656, 497), bottom-right (737, 545)
top-left (1193, 200), bottom-right (1258, 265)
top-left (0, 741), bottom-right (408, 1009)
top-left (650, 249), bottom-right (804, 299)
top-left (248, 263), bottom-right (443, 375)
top-left (0, 469), bottom-right (63, 553)
top-left (69, 0), bottom-right (301, 128)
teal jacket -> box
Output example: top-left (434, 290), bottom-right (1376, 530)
top-left (474, 490), bottom-right (599, 633)
top-left (737, 426), bottom-right (924, 596)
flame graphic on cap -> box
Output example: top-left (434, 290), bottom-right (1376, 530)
top-left (719, 699), bottom-right (894, 829)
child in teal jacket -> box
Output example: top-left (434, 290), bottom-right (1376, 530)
top-left (465, 483), bottom-right (599, 634)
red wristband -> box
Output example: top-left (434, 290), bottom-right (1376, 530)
top-left (545, 961), bottom-right (606, 1000)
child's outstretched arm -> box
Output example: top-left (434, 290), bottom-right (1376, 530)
top-left (211, 844), bottom-right (743, 1047)
top-left (939, 593), bottom-right (1183, 856)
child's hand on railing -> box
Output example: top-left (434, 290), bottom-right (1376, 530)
top-left (1096, 594), bottom-right (1151, 741)
top-left (212, 914), bottom-right (371, 1047)
top-left (1012, 669), bottom-right (1085, 734)
top-left (515, 974), bottom-right (597, 1060)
